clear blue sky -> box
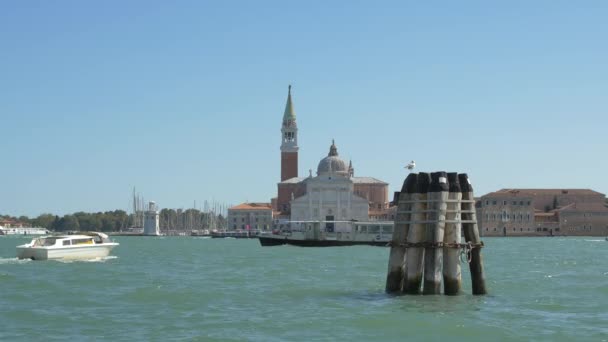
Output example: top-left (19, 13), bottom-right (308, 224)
top-left (1, 1), bottom-right (606, 217)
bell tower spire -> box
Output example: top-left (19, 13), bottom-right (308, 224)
top-left (280, 85), bottom-right (299, 181)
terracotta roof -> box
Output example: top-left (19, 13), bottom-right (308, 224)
top-left (556, 202), bottom-right (608, 212)
top-left (352, 177), bottom-right (388, 185)
top-left (279, 177), bottom-right (306, 184)
top-left (279, 176), bottom-right (387, 185)
top-left (229, 203), bottom-right (272, 210)
top-left (552, 203), bottom-right (576, 212)
top-left (483, 189), bottom-right (605, 197)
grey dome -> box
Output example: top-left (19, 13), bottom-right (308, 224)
top-left (317, 140), bottom-right (348, 175)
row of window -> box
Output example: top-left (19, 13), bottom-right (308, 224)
top-left (232, 224), bottom-right (270, 230)
top-left (228, 212), bottom-right (271, 216)
top-left (485, 212), bottom-right (531, 222)
top-left (232, 217), bottom-right (271, 223)
top-left (354, 225), bottom-right (393, 233)
top-left (484, 200), bottom-right (531, 206)
top-left (566, 212), bottom-right (607, 217)
top-left (484, 227), bottom-right (562, 232)
top-left (568, 225), bottom-right (593, 231)
top-left (485, 227), bottom-right (532, 232)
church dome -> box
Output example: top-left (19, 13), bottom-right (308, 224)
top-left (317, 140), bottom-right (349, 176)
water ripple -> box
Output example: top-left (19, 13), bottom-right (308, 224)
top-left (1, 236), bottom-right (607, 341)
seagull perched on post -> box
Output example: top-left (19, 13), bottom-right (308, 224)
top-left (405, 160), bottom-right (416, 171)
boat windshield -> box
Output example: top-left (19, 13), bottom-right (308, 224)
top-left (34, 238), bottom-right (59, 247)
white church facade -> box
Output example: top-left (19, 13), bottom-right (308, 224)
top-left (289, 141), bottom-right (371, 232)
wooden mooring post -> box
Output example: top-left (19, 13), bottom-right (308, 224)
top-left (385, 173), bottom-right (417, 293)
top-left (423, 172), bottom-right (448, 295)
top-left (443, 172), bottom-right (462, 295)
top-left (385, 171), bottom-right (487, 295)
top-left (403, 172), bottom-right (430, 294)
top-left (459, 173), bottom-right (487, 295)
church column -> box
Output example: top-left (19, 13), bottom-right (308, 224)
top-left (319, 187), bottom-right (323, 220)
top-left (347, 189), bottom-right (351, 219)
top-left (309, 189), bottom-right (313, 219)
top-left (337, 188), bottom-right (341, 219)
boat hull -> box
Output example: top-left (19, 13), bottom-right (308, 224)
top-left (258, 236), bottom-right (388, 247)
top-left (16, 244), bottom-right (118, 261)
top-left (211, 231), bottom-right (259, 239)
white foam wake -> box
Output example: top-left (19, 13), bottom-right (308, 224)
top-left (56, 255), bottom-right (119, 263)
top-left (0, 257), bottom-right (31, 265)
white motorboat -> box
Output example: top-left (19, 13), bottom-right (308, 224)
top-left (16, 232), bottom-right (119, 260)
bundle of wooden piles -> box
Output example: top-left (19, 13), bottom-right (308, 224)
top-left (386, 172), bottom-right (486, 295)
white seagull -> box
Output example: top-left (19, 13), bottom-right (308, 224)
top-left (405, 160), bottom-right (416, 171)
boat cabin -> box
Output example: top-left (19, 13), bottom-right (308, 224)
top-left (32, 234), bottom-right (105, 247)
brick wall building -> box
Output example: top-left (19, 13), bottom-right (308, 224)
top-left (477, 189), bottom-right (608, 236)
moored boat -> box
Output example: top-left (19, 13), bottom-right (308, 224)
top-left (211, 230), bottom-right (260, 238)
top-left (16, 232), bottom-right (119, 260)
top-left (258, 221), bottom-right (392, 247)
top-left (191, 229), bottom-right (211, 237)
top-left (0, 227), bottom-right (50, 236)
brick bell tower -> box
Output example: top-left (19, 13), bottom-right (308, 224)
top-left (280, 85), bottom-right (298, 181)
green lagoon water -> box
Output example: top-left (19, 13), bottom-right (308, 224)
top-left (1, 236), bottom-right (607, 341)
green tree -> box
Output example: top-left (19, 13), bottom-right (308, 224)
top-left (57, 215), bottom-right (80, 231)
top-left (100, 215), bottom-right (115, 232)
top-left (78, 215), bottom-right (102, 231)
top-left (50, 215), bottom-right (61, 231)
top-left (112, 210), bottom-right (128, 231)
top-left (18, 215), bottom-right (31, 226)
top-left (160, 208), bottom-right (177, 230)
top-left (32, 214), bottom-right (56, 229)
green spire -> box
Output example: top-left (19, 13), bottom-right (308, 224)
top-left (283, 85), bottom-right (296, 122)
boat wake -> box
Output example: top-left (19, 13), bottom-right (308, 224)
top-left (85, 255), bottom-right (118, 263)
top-left (56, 256), bottom-right (119, 264)
top-left (0, 257), bottom-right (31, 265)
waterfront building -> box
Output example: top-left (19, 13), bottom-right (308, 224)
top-left (232, 86), bottom-right (394, 231)
top-left (0, 218), bottom-right (24, 228)
top-left (477, 189), bottom-right (608, 236)
top-left (227, 203), bottom-right (273, 231)
top-left (271, 86), bottom-right (393, 229)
